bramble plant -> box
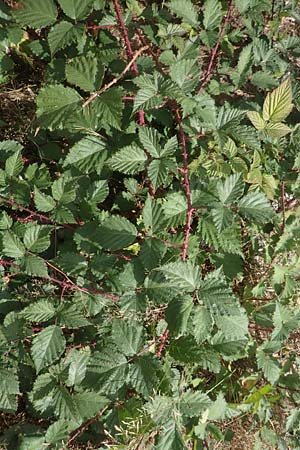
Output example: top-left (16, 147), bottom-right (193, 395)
top-left (0, 0), bottom-right (300, 449)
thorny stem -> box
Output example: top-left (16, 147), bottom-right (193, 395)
top-left (113, 0), bottom-right (144, 126)
top-left (156, 328), bottom-right (169, 358)
top-left (48, 276), bottom-right (119, 301)
top-left (197, 0), bottom-right (234, 95)
top-left (0, 196), bottom-right (75, 230)
top-left (112, 0), bottom-right (155, 195)
top-left (174, 108), bottom-right (195, 262)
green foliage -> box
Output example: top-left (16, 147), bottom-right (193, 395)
top-left (0, 0), bottom-right (299, 449)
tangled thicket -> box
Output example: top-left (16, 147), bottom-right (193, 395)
top-left (0, 0), bottom-right (300, 449)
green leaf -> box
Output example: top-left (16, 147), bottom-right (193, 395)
top-left (193, 306), bottom-right (213, 344)
top-left (13, 0), bottom-right (57, 28)
top-left (138, 126), bottom-right (161, 158)
top-left (37, 85), bottom-right (82, 130)
top-left (48, 21), bottom-right (85, 56)
top-left (179, 390), bottom-right (211, 417)
top-left (203, 0), bottom-right (222, 30)
top-left (238, 191), bottom-right (274, 222)
top-left (247, 111), bottom-right (266, 130)
top-left (90, 87), bottom-right (124, 129)
top-left (86, 348), bottom-right (128, 394)
top-left (24, 224), bottom-right (51, 253)
top-left (45, 420), bottom-right (72, 446)
top-left (21, 299), bottom-right (56, 322)
top-left (157, 420), bottom-right (186, 450)
top-left (112, 318), bottom-right (144, 356)
top-left (34, 187), bottom-right (56, 212)
top-left (217, 173), bottom-right (244, 205)
top-left (67, 349), bottom-right (90, 386)
top-left (0, 369), bottom-right (19, 413)
top-left (159, 261), bottom-right (200, 292)
top-left (2, 231), bottom-right (26, 258)
top-left (272, 303), bottom-right (300, 341)
top-left (31, 325), bottom-right (66, 373)
top-left (5, 150), bottom-right (23, 177)
top-left (262, 77), bottom-right (293, 122)
top-left (129, 353), bottom-right (160, 397)
top-left (109, 145), bottom-right (147, 174)
top-left (97, 215), bottom-right (137, 251)
top-left (75, 391), bottom-right (109, 420)
top-left (163, 192), bottom-right (187, 226)
top-left (22, 253), bottom-right (48, 277)
top-left (63, 136), bottom-right (107, 173)
top-left (56, 304), bottom-right (90, 328)
top-left (86, 179), bottom-right (109, 204)
top-left (66, 55), bottom-right (104, 92)
top-left (57, 0), bottom-right (94, 20)
top-left (166, 297), bottom-right (193, 335)
top-left (168, 0), bottom-right (198, 26)
top-left (52, 385), bottom-right (81, 422)
top-left (148, 158), bottom-right (173, 189)
top-left (257, 349), bottom-right (280, 385)
top-left (51, 176), bottom-right (76, 204)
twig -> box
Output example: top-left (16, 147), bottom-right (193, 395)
top-left (197, 0), bottom-right (234, 95)
top-left (174, 108), bottom-right (195, 262)
top-left (83, 45), bottom-right (148, 108)
top-left (0, 196), bottom-right (75, 231)
top-left (86, 24), bottom-right (116, 30)
top-left (66, 406), bottom-right (109, 447)
top-left (47, 276), bottom-right (119, 301)
top-left (0, 258), bottom-right (18, 268)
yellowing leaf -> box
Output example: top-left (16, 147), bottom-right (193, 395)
top-left (247, 111), bottom-right (266, 130)
top-left (262, 77), bottom-right (293, 123)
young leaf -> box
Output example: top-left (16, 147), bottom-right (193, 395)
top-left (247, 111), bottom-right (266, 130)
top-left (31, 325), bottom-right (66, 373)
top-left (262, 77), bottom-right (293, 122)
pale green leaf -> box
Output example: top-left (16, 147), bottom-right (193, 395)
top-left (263, 122), bottom-right (292, 139)
top-left (179, 390), bottom-right (211, 417)
top-left (263, 77), bottom-right (293, 122)
top-left (247, 111), bottom-right (266, 130)
top-left (257, 349), bottom-right (280, 384)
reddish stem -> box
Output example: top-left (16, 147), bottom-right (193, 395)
top-left (0, 258), bottom-right (18, 268)
top-left (0, 196), bottom-right (74, 231)
top-left (67, 406), bottom-right (109, 447)
top-left (174, 108), bottom-right (195, 262)
top-left (47, 276), bottom-right (119, 301)
top-left (156, 329), bottom-right (169, 357)
top-left (197, 0), bottom-right (234, 95)
top-left (112, 0), bottom-right (144, 126)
